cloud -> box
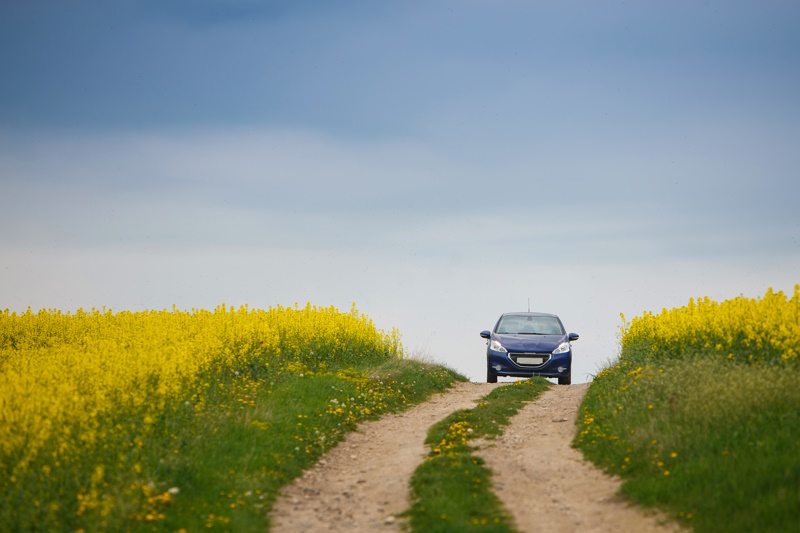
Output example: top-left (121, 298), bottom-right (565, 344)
top-left (1, 126), bottom-right (798, 263)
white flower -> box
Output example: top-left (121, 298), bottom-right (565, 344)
top-left (168, 487), bottom-right (180, 495)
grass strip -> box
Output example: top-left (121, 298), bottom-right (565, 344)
top-left (575, 357), bottom-right (800, 533)
top-left (403, 378), bottom-right (550, 533)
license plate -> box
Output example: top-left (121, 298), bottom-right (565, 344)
top-left (517, 357), bottom-right (543, 365)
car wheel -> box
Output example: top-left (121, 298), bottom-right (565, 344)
top-left (558, 371), bottom-right (571, 385)
top-left (487, 365), bottom-right (498, 383)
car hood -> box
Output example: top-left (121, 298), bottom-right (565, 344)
top-left (494, 334), bottom-right (566, 353)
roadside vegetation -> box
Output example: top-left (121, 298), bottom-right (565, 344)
top-left (575, 286), bottom-right (800, 532)
top-left (0, 304), bottom-right (464, 532)
top-left (404, 378), bottom-right (550, 533)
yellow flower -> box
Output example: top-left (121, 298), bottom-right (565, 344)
top-left (0, 302), bottom-right (404, 528)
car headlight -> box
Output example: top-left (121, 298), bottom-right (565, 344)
top-left (489, 339), bottom-right (507, 352)
top-left (552, 342), bottom-right (570, 355)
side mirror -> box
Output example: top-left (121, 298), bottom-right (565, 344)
top-left (479, 330), bottom-right (491, 339)
top-left (568, 332), bottom-right (579, 341)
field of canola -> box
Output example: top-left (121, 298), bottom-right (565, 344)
top-left (0, 303), bottom-right (458, 532)
top-left (618, 285), bottom-right (799, 365)
top-left (576, 285), bottom-right (800, 533)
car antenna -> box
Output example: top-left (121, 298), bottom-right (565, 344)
top-left (527, 297), bottom-right (530, 312)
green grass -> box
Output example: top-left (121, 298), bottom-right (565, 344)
top-left (575, 357), bottom-right (800, 533)
top-left (3, 358), bottom-right (465, 533)
top-left (139, 358), bottom-right (466, 533)
top-left (403, 378), bottom-right (551, 533)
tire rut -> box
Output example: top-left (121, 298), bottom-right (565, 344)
top-left (477, 384), bottom-right (684, 533)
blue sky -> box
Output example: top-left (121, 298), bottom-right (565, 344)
top-left (2, 1), bottom-right (799, 381)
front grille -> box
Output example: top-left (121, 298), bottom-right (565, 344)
top-left (509, 352), bottom-right (551, 367)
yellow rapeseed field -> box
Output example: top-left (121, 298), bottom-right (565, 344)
top-left (0, 303), bottom-right (403, 530)
top-left (576, 285), bottom-right (800, 532)
top-left (619, 284), bottom-right (800, 365)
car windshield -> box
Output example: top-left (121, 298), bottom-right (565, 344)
top-left (496, 315), bottom-right (563, 335)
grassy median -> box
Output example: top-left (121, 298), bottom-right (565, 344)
top-left (404, 378), bottom-right (550, 533)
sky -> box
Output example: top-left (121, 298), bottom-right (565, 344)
top-left (1, 0), bottom-right (799, 382)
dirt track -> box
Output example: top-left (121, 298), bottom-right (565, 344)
top-left (270, 382), bottom-right (682, 532)
top-left (270, 381), bottom-right (500, 532)
top-left (478, 383), bottom-right (682, 532)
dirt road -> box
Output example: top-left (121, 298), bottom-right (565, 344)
top-left (270, 382), bottom-right (682, 532)
top-left (270, 381), bottom-right (500, 532)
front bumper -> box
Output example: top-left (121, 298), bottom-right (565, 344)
top-left (487, 348), bottom-right (571, 378)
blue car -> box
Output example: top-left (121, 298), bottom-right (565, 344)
top-left (480, 312), bottom-right (578, 384)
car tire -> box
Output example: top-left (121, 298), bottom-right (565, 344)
top-left (487, 365), bottom-right (498, 383)
top-left (558, 371), bottom-right (571, 386)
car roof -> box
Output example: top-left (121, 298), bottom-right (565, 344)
top-left (500, 312), bottom-right (559, 318)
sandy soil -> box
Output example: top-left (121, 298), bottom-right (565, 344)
top-left (477, 383), bottom-right (683, 533)
top-left (270, 381), bottom-right (500, 532)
